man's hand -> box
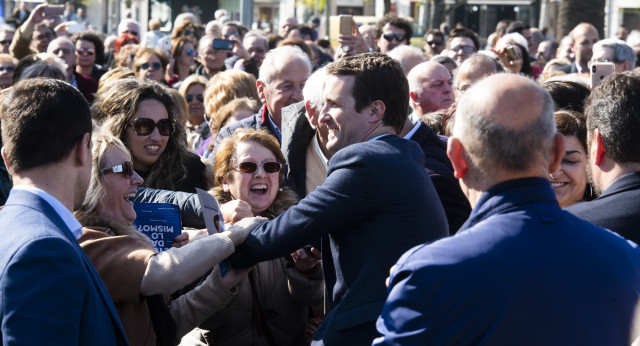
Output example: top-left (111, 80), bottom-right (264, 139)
top-left (220, 200), bottom-right (254, 224)
top-left (290, 246), bottom-right (321, 274)
top-left (228, 35), bottom-right (251, 62)
top-left (25, 4), bottom-right (48, 27)
top-left (223, 216), bottom-right (268, 246)
top-left (337, 17), bottom-right (370, 56)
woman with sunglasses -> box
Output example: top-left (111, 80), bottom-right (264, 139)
top-left (168, 37), bottom-right (197, 86)
top-left (75, 130), bottom-right (255, 346)
top-left (72, 32), bottom-right (107, 82)
top-left (101, 78), bottom-right (211, 193)
top-left (0, 54), bottom-right (16, 89)
top-left (133, 47), bottom-right (169, 84)
top-left (185, 128), bottom-right (323, 346)
top-left (179, 74), bottom-right (210, 151)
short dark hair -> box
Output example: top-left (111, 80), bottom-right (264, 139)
top-left (424, 29), bottom-right (444, 41)
top-left (448, 27), bottom-right (480, 51)
top-left (375, 13), bottom-right (413, 40)
top-left (585, 72), bottom-right (640, 163)
top-left (72, 32), bottom-right (106, 65)
top-left (543, 80), bottom-right (590, 114)
top-left (505, 21), bottom-right (530, 35)
top-left (554, 110), bottom-right (587, 152)
top-left (1, 78), bottom-right (92, 172)
top-left (326, 53), bottom-right (408, 133)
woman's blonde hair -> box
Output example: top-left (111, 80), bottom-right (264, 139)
top-left (99, 79), bottom-right (190, 191)
top-left (133, 47), bottom-right (169, 76)
top-left (178, 74), bottom-right (208, 98)
top-left (204, 69), bottom-right (259, 117)
top-left (207, 97), bottom-right (260, 153)
top-left (212, 128), bottom-right (297, 219)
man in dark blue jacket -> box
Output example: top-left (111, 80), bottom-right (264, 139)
top-left (374, 73), bottom-right (640, 345)
top-left (230, 53), bottom-right (449, 345)
top-left (566, 72), bottom-right (640, 245)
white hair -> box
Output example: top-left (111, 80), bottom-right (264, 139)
top-left (258, 45), bottom-right (312, 85)
top-left (498, 32), bottom-right (529, 52)
top-left (303, 67), bottom-right (327, 111)
top-left (174, 12), bottom-right (197, 28)
top-left (243, 30), bottom-right (268, 50)
top-left (117, 19), bottom-right (140, 37)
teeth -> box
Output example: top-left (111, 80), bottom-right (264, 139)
top-left (123, 193), bottom-right (136, 199)
top-left (251, 184), bottom-right (267, 190)
top-left (145, 145), bottom-right (160, 151)
top-left (550, 183), bottom-right (565, 187)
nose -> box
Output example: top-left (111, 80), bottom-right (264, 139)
top-left (292, 85), bottom-right (304, 103)
top-left (131, 170), bottom-right (144, 187)
top-left (148, 127), bottom-right (162, 140)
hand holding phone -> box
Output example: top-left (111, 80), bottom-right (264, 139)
top-left (590, 61), bottom-right (615, 89)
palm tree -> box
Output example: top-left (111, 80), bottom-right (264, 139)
top-left (556, 0), bottom-right (606, 38)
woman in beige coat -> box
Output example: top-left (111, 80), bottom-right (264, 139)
top-left (75, 130), bottom-right (258, 346)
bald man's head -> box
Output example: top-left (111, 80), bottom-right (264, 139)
top-left (454, 53), bottom-right (501, 97)
top-left (407, 61), bottom-right (455, 116)
top-left (453, 74), bottom-right (556, 177)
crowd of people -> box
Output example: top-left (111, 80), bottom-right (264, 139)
top-left (1, 3), bottom-right (640, 346)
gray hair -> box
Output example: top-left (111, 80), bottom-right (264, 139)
top-left (258, 45), bottom-right (312, 85)
top-left (454, 75), bottom-right (556, 174)
top-left (243, 30), bottom-right (268, 51)
top-left (594, 38), bottom-right (636, 67)
top-left (302, 66), bottom-right (326, 110)
top-left (198, 35), bottom-right (216, 52)
top-left (117, 19), bottom-right (141, 37)
top-left (386, 45), bottom-right (426, 74)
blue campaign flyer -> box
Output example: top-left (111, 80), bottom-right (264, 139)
top-left (132, 202), bottom-right (182, 252)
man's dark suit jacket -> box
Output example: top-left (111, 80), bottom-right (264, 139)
top-left (0, 189), bottom-right (129, 345)
top-left (566, 171), bottom-right (640, 244)
top-left (280, 102), bottom-right (470, 233)
top-left (230, 135), bottom-right (449, 345)
top-left (214, 105), bottom-right (280, 150)
top-left (375, 178), bottom-right (640, 345)
top-left (557, 61), bottom-right (581, 74)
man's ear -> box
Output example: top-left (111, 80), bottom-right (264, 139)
top-left (590, 128), bottom-right (606, 166)
top-left (447, 137), bottom-right (468, 179)
top-left (256, 80), bottom-right (267, 104)
top-left (369, 100), bottom-right (386, 123)
top-left (548, 133), bottom-right (566, 174)
top-left (305, 100), bottom-right (318, 127)
top-left (409, 91), bottom-right (419, 104)
top-left (75, 133), bottom-right (91, 168)
top-left (1, 147), bottom-right (10, 173)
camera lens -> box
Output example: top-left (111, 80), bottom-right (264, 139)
top-left (592, 65), bottom-right (597, 73)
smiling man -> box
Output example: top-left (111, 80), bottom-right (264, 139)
top-left (215, 45), bottom-right (312, 147)
top-left (228, 53), bottom-right (448, 345)
top-left (375, 13), bottom-right (412, 53)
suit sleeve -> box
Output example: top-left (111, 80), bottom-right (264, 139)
top-left (2, 237), bottom-right (89, 343)
top-left (229, 150), bottom-right (377, 267)
top-left (373, 249), bottom-right (433, 346)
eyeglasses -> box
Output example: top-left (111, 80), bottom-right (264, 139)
top-left (234, 161), bottom-right (282, 174)
top-left (52, 48), bottom-right (72, 56)
top-left (185, 93), bottom-right (204, 103)
top-left (130, 118), bottom-right (176, 136)
top-left (450, 45), bottom-right (475, 54)
top-left (427, 40), bottom-right (443, 46)
top-left (0, 66), bottom-right (15, 73)
top-left (0, 40), bottom-right (11, 45)
top-left (186, 49), bottom-right (197, 56)
top-left (140, 62), bottom-right (162, 71)
top-left (591, 57), bottom-right (624, 65)
top-left (123, 30), bottom-right (138, 37)
top-left (76, 47), bottom-right (95, 56)
top-left (100, 161), bottom-right (134, 178)
top-left (382, 33), bottom-right (406, 42)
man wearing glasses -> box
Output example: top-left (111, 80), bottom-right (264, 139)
top-left (445, 27), bottom-right (479, 65)
top-left (423, 29), bottom-right (445, 57)
top-left (591, 38), bottom-right (636, 73)
top-left (375, 13), bottom-right (412, 54)
top-left (9, 4), bottom-right (56, 60)
top-left (0, 27), bottom-right (15, 55)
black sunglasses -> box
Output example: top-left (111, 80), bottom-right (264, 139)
top-left (234, 161), bottom-right (282, 174)
top-left (383, 33), bottom-right (406, 42)
top-left (140, 62), bottom-right (162, 71)
top-left (0, 40), bottom-right (11, 45)
top-left (427, 40), bottom-right (443, 46)
top-left (185, 94), bottom-right (204, 103)
top-left (101, 161), bottom-right (134, 178)
top-left (130, 118), bottom-right (176, 136)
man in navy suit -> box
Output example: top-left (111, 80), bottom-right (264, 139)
top-left (230, 53), bottom-right (449, 345)
top-left (566, 72), bottom-right (640, 245)
top-left (0, 79), bottom-right (128, 344)
top-left (557, 23), bottom-right (599, 74)
top-left (374, 73), bottom-right (640, 345)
